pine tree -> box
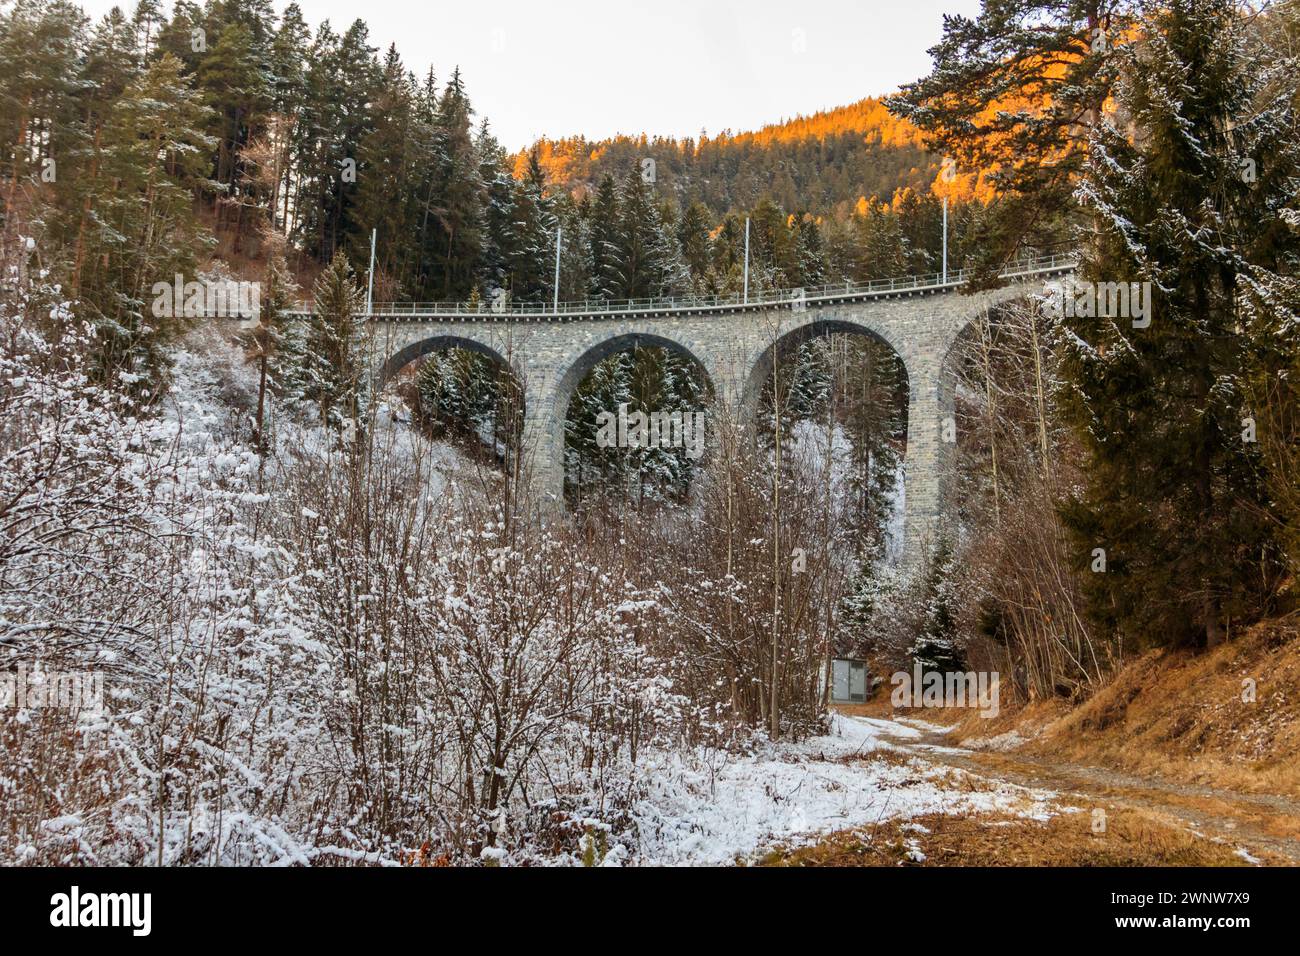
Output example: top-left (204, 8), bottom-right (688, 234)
top-left (785, 340), bottom-right (832, 420)
top-left (304, 251), bottom-right (368, 427)
top-left (293, 20), bottom-right (379, 263)
top-left (130, 0), bottom-right (164, 61)
top-left (891, 0), bottom-right (1136, 275)
top-left (196, 19), bottom-right (272, 245)
top-left (153, 1), bottom-right (206, 72)
top-left (1057, 0), bottom-right (1295, 648)
top-left (610, 168), bottom-right (679, 299)
top-left (852, 199), bottom-right (907, 281)
top-left (503, 148), bottom-right (555, 302)
top-left (350, 44), bottom-right (419, 288)
top-left (267, 4), bottom-right (310, 230)
top-left (249, 244), bottom-right (300, 443)
top-left (425, 67), bottom-right (484, 299)
top-left (416, 348), bottom-right (505, 445)
top-left (57, 7), bottom-right (140, 286)
top-left (747, 198), bottom-right (799, 290)
top-left (555, 197), bottom-right (593, 302)
top-left (894, 187), bottom-right (941, 275)
top-left (79, 52), bottom-right (215, 383)
top-left (793, 213), bottom-right (826, 287)
top-left (0, 0), bottom-right (86, 238)
top-left (911, 537), bottom-right (965, 673)
top-left (475, 119), bottom-right (515, 298)
top-left (587, 173), bottom-right (621, 300)
top-left (565, 350), bottom-right (632, 496)
top-left (676, 200), bottom-right (712, 291)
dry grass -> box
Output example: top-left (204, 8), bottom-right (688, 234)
top-left (1028, 617), bottom-right (1300, 796)
top-left (758, 805), bottom-right (1272, 867)
top-left (933, 616), bottom-right (1300, 797)
top-left (818, 620), bottom-right (1300, 865)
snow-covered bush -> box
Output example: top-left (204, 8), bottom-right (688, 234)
top-left (0, 259), bottom-right (706, 865)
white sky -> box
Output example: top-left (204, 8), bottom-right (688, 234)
top-left (81, 0), bottom-right (981, 150)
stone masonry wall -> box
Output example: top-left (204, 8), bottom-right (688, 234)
top-left (371, 279), bottom-right (1047, 572)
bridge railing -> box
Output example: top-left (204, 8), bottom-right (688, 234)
top-left (289, 251), bottom-right (1077, 319)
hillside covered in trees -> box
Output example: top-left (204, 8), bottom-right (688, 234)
top-left (514, 96), bottom-right (954, 217)
top-left (0, 0), bottom-right (994, 332)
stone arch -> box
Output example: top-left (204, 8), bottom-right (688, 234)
top-left (933, 278), bottom-right (1054, 395)
top-left (526, 330), bottom-right (718, 508)
top-left (551, 330), bottom-right (717, 424)
top-left (378, 333), bottom-right (528, 465)
top-left (737, 314), bottom-right (919, 565)
top-left (739, 314), bottom-right (915, 413)
top-left (378, 333), bottom-right (518, 389)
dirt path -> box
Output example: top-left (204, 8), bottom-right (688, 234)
top-left (874, 718), bottom-right (1300, 865)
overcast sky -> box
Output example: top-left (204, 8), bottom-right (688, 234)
top-left (81, 0), bottom-right (981, 150)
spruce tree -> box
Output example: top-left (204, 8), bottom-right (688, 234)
top-left (892, 0), bottom-right (1137, 275)
top-left (1057, 0), bottom-right (1294, 647)
top-left (853, 199), bottom-right (907, 281)
top-left (249, 245), bottom-right (300, 444)
top-left (911, 537), bottom-right (964, 673)
top-left (504, 148), bottom-right (555, 302)
top-left (304, 251), bottom-right (368, 428)
top-left (427, 68), bottom-right (484, 299)
top-left (677, 200), bottom-right (712, 291)
top-left (350, 44), bottom-right (419, 286)
top-left (610, 168), bottom-right (679, 299)
top-left (587, 173), bottom-right (621, 300)
top-left (80, 52), bottom-right (214, 383)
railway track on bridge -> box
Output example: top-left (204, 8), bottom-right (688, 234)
top-left (285, 253), bottom-right (1077, 322)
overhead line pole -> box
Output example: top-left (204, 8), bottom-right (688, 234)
top-left (942, 197), bottom-right (949, 284)
top-left (553, 224), bottom-right (562, 314)
top-left (365, 227), bottom-right (376, 315)
top-left (743, 216), bottom-right (750, 304)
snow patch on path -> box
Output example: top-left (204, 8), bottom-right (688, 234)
top-left (629, 716), bottom-right (1059, 865)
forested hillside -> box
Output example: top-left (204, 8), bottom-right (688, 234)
top-left (0, 0), bottom-right (991, 328)
top-left (516, 96), bottom-right (952, 218)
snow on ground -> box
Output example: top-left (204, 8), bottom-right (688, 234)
top-left (158, 331), bottom-right (1055, 867)
top-left (893, 715), bottom-right (955, 735)
top-left (628, 715), bottom-right (1059, 865)
top-left (971, 729), bottom-right (1033, 752)
top-left (166, 326), bottom-right (474, 501)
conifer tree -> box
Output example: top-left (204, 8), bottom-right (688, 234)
top-left (1057, 0), bottom-right (1294, 647)
top-left (610, 168), bottom-right (680, 299)
top-left (350, 44), bottom-right (420, 286)
top-left (587, 173), bottom-right (621, 300)
top-left (504, 148), bottom-right (555, 302)
top-left (853, 200), bottom-right (907, 281)
top-left (565, 351), bottom-right (633, 496)
top-left (304, 251), bottom-right (368, 427)
top-left (676, 200), bottom-right (712, 291)
top-left (0, 0), bottom-right (86, 237)
top-left (80, 52), bottom-right (215, 383)
top-left (249, 244), bottom-right (301, 443)
top-left (892, 0), bottom-right (1138, 274)
top-left (911, 537), bottom-right (964, 673)
top-left (426, 68), bottom-right (484, 299)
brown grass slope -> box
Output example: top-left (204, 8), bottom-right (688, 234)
top-left (962, 615), bottom-right (1300, 798)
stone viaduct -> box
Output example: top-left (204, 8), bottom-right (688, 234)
top-left (341, 256), bottom-right (1074, 570)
